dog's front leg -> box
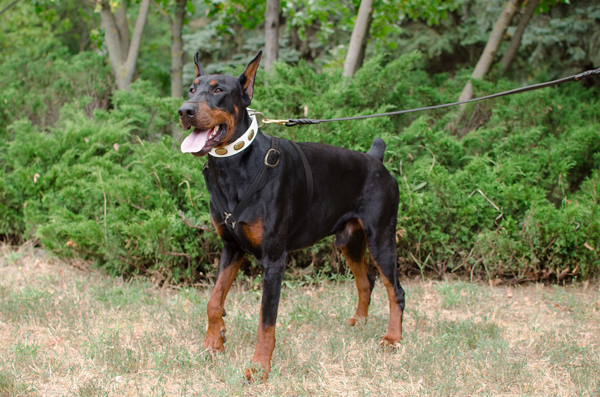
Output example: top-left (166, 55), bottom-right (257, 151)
top-left (203, 243), bottom-right (244, 353)
top-left (244, 254), bottom-right (286, 382)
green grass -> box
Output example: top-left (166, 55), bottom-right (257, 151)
top-left (1, 244), bottom-right (600, 396)
top-left (433, 279), bottom-right (485, 308)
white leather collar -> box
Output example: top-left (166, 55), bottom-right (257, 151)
top-left (209, 112), bottom-right (258, 158)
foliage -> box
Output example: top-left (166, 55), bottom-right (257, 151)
top-left (0, 81), bottom-right (216, 282)
top-left (0, 49), bottom-right (113, 138)
top-left (249, 53), bottom-right (600, 280)
top-left (377, 0), bottom-right (599, 79)
top-left (389, 0), bottom-right (465, 26)
top-left (184, 0), bottom-right (467, 75)
top-left (0, 0), bottom-right (98, 58)
top-left (521, 1), bottom-right (600, 77)
top-left (3, 51), bottom-right (600, 282)
top-left (180, 0), bottom-right (599, 87)
top-left (0, 1), bottom-right (112, 134)
top-left (536, 0), bottom-right (570, 14)
top-left (2, 0), bottom-right (600, 282)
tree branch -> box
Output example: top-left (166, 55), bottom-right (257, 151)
top-left (0, 0), bottom-right (21, 16)
top-left (175, 206), bottom-right (217, 235)
top-left (99, 1), bottom-right (125, 76)
top-left (458, 0), bottom-right (523, 102)
top-left (343, 0), bottom-right (374, 78)
top-left (264, 0), bottom-right (280, 71)
top-left (114, 1), bottom-right (130, 62)
top-left (169, 0), bottom-right (186, 97)
top-left (151, 0), bottom-right (172, 23)
top-left (500, 0), bottom-right (539, 75)
top-left (123, 0), bottom-right (150, 83)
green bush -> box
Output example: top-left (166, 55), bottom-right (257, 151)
top-left (2, 52), bottom-right (599, 282)
top-left (0, 48), bottom-right (113, 138)
top-left (1, 81), bottom-right (219, 281)
top-left (253, 53), bottom-right (600, 280)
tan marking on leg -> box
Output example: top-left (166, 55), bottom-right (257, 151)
top-left (244, 314), bottom-right (276, 382)
top-left (344, 251), bottom-right (370, 326)
top-left (242, 218), bottom-right (264, 247)
top-left (373, 262), bottom-right (403, 345)
top-left (203, 257), bottom-right (243, 353)
top-left (355, 218), bottom-right (402, 344)
top-left (210, 217), bottom-right (226, 237)
top-left (338, 219), bottom-right (370, 326)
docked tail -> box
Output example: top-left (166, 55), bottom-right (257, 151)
top-left (366, 137), bottom-right (386, 162)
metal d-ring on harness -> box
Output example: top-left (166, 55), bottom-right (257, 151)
top-left (203, 136), bottom-right (313, 237)
top-left (259, 67), bottom-right (600, 127)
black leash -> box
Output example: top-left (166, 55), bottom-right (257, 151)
top-left (259, 68), bottom-right (600, 127)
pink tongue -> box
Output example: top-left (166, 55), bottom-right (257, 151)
top-left (181, 129), bottom-right (209, 153)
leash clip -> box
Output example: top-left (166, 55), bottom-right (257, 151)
top-left (248, 108), bottom-right (291, 128)
top-left (262, 119), bottom-right (291, 125)
top-left (264, 148), bottom-right (281, 167)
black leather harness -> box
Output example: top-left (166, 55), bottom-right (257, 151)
top-left (202, 136), bottom-right (313, 239)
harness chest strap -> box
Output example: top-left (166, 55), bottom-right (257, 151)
top-left (203, 137), bottom-right (312, 237)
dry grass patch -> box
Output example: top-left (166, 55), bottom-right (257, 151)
top-left (1, 243), bottom-right (600, 396)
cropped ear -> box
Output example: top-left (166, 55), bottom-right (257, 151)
top-left (238, 50), bottom-right (262, 106)
top-left (194, 52), bottom-right (205, 77)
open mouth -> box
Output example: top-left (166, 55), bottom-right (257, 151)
top-left (181, 123), bottom-right (227, 156)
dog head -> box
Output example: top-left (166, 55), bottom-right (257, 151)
top-left (178, 50), bottom-right (262, 156)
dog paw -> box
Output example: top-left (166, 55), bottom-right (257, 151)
top-left (379, 335), bottom-right (401, 350)
top-left (243, 362), bottom-right (269, 383)
top-left (348, 316), bottom-right (367, 326)
top-left (203, 326), bottom-right (226, 353)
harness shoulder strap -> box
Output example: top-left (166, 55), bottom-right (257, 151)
top-left (203, 137), bottom-right (281, 231)
top-left (288, 141), bottom-right (313, 238)
top-left (230, 137), bottom-right (279, 227)
top-left (203, 138), bottom-right (312, 237)
top-left (202, 161), bottom-right (228, 218)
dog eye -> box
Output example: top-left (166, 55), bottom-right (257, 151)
top-left (189, 87), bottom-right (195, 94)
top-left (214, 88), bottom-right (223, 93)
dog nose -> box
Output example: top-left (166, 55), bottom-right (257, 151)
top-left (178, 104), bottom-right (197, 118)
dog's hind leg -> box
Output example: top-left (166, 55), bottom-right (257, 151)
top-left (203, 243), bottom-right (244, 353)
top-left (335, 218), bottom-right (374, 326)
top-left (361, 218), bottom-right (405, 346)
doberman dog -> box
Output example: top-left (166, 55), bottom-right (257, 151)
top-left (178, 50), bottom-right (405, 382)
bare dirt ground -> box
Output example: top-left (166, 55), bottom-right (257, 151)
top-left (1, 243), bottom-right (599, 396)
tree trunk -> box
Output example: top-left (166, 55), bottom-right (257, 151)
top-left (457, 0), bottom-right (523, 102)
top-left (170, 0), bottom-right (186, 97)
top-left (343, 0), bottom-right (374, 78)
top-left (114, 1), bottom-right (130, 62)
top-left (264, 0), bottom-right (280, 71)
top-left (500, 0), bottom-right (539, 76)
top-left (355, 9), bottom-right (373, 73)
top-left (100, 0), bottom-right (150, 91)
